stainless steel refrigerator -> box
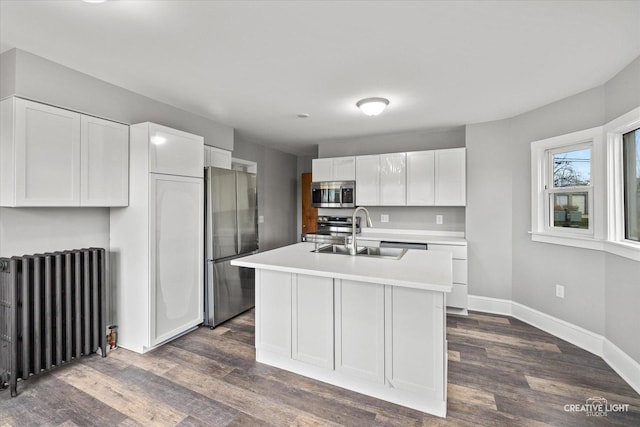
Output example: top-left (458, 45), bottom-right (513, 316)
top-left (204, 167), bottom-right (258, 327)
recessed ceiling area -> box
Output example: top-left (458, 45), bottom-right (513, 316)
top-left (1, 0), bottom-right (639, 154)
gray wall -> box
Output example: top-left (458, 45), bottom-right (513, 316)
top-left (2, 49), bottom-right (233, 150)
top-left (233, 134), bottom-right (298, 251)
top-left (316, 126), bottom-right (466, 232)
top-left (466, 55), bottom-right (640, 361)
top-left (466, 119), bottom-right (513, 300)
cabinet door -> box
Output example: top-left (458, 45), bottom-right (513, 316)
top-left (149, 123), bottom-right (203, 178)
top-left (208, 146), bottom-right (232, 169)
top-left (80, 116), bottom-right (129, 206)
top-left (380, 153), bottom-right (406, 205)
top-left (149, 174), bottom-right (204, 346)
top-left (355, 155), bottom-right (380, 205)
top-left (335, 280), bottom-right (384, 383)
top-left (435, 148), bottom-right (466, 206)
top-left (293, 274), bottom-right (334, 369)
top-left (312, 158), bottom-right (333, 182)
top-left (14, 98), bottom-right (81, 206)
top-left (385, 286), bottom-right (445, 400)
top-left (256, 270), bottom-right (292, 356)
top-left (406, 151), bottom-right (435, 206)
top-left (332, 157), bottom-right (356, 181)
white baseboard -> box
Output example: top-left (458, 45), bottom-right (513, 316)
top-left (467, 294), bottom-right (640, 395)
top-left (603, 339), bottom-right (640, 395)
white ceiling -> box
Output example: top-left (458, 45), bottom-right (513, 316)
top-left (1, 1), bottom-right (639, 155)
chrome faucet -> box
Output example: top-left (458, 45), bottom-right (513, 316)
top-left (348, 206), bottom-right (373, 255)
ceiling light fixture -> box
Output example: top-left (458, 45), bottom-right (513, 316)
top-left (82, 0), bottom-right (108, 3)
top-left (356, 97), bottom-right (390, 116)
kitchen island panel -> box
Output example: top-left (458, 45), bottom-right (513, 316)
top-left (335, 280), bottom-right (385, 384)
top-left (292, 274), bottom-right (334, 369)
top-left (256, 269), bottom-right (291, 357)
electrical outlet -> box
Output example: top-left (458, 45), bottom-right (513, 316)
top-left (258, 215), bottom-right (265, 224)
top-left (380, 214), bottom-right (389, 223)
top-left (555, 284), bottom-right (565, 298)
top-left (436, 215), bottom-right (443, 225)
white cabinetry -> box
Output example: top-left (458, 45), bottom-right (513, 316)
top-left (406, 150), bottom-right (435, 205)
top-left (385, 286), bottom-right (445, 399)
top-left (254, 270), bottom-right (447, 416)
top-left (0, 97), bottom-right (129, 207)
top-left (293, 275), bottom-right (334, 369)
top-left (380, 153), bottom-right (406, 205)
top-left (110, 122), bottom-right (204, 353)
top-left (204, 145), bottom-right (232, 169)
top-left (312, 157), bottom-right (355, 181)
top-left (335, 280), bottom-right (384, 383)
top-left (435, 148), bottom-right (466, 206)
top-left (80, 115), bottom-right (129, 206)
top-left (406, 148), bottom-right (466, 206)
top-left (429, 243), bottom-right (468, 310)
top-left (355, 155), bottom-right (380, 205)
top-left (356, 153), bottom-right (406, 206)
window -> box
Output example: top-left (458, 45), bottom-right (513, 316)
top-left (531, 127), bottom-right (603, 249)
top-left (622, 128), bottom-right (639, 242)
top-left (548, 145), bottom-right (591, 231)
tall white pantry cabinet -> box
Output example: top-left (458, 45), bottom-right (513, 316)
top-left (110, 122), bottom-right (204, 354)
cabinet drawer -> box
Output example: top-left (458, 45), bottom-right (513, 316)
top-left (452, 259), bottom-right (467, 284)
top-left (446, 284), bottom-right (468, 309)
top-left (428, 244), bottom-right (467, 260)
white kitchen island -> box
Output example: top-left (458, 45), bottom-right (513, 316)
top-left (232, 242), bottom-right (452, 417)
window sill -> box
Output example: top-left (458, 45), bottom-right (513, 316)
top-left (530, 232), bottom-right (605, 251)
top-left (605, 241), bottom-right (640, 262)
top-left (530, 232), bottom-right (640, 262)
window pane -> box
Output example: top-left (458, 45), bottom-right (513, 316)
top-left (552, 192), bottom-right (589, 229)
top-left (623, 128), bottom-right (640, 242)
top-left (552, 148), bottom-right (591, 187)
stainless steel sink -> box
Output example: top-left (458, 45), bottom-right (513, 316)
top-left (311, 244), bottom-right (407, 260)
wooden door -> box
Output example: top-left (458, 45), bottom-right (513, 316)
top-left (301, 172), bottom-right (317, 234)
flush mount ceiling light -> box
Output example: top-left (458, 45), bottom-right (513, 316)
top-left (356, 97), bottom-right (390, 116)
top-left (82, 0), bottom-right (108, 3)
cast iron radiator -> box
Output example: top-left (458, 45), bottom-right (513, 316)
top-left (0, 248), bottom-right (107, 397)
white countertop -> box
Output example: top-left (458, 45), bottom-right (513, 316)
top-left (231, 242), bottom-right (452, 293)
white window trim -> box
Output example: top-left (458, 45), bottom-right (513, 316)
top-left (604, 106), bottom-right (640, 262)
top-left (531, 127), bottom-right (604, 249)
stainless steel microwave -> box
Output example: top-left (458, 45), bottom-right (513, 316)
top-left (311, 181), bottom-right (355, 208)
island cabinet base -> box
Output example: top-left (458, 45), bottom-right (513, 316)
top-left (254, 269), bottom-right (448, 418)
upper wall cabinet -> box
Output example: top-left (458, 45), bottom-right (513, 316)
top-left (434, 148), bottom-right (466, 206)
top-left (355, 153), bottom-right (406, 206)
top-left (312, 157), bottom-right (356, 182)
top-left (406, 148), bottom-right (466, 206)
top-left (406, 151), bottom-right (435, 205)
top-left (81, 115), bottom-right (129, 206)
top-left (380, 153), bottom-right (406, 205)
top-left (149, 123), bottom-right (203, 178)
top-left (355, 155), bottom-right (380, 205)
top-left (204, 145), bottom-right (232, 169)
top-left (0, 97), bottom-right (129, 207)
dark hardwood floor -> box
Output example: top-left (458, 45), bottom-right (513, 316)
top-left (1, 310), bottom-right (639, 426)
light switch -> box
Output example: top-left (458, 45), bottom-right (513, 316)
top-left (258, 215), bottom-right (265, 224)
top-left (436, 215), bottom-right (443, 225)
top-left (381, 214), bottom-right (389, 223)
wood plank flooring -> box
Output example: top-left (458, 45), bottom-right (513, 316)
top-left (1, 310), bottom-right (639, 426)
